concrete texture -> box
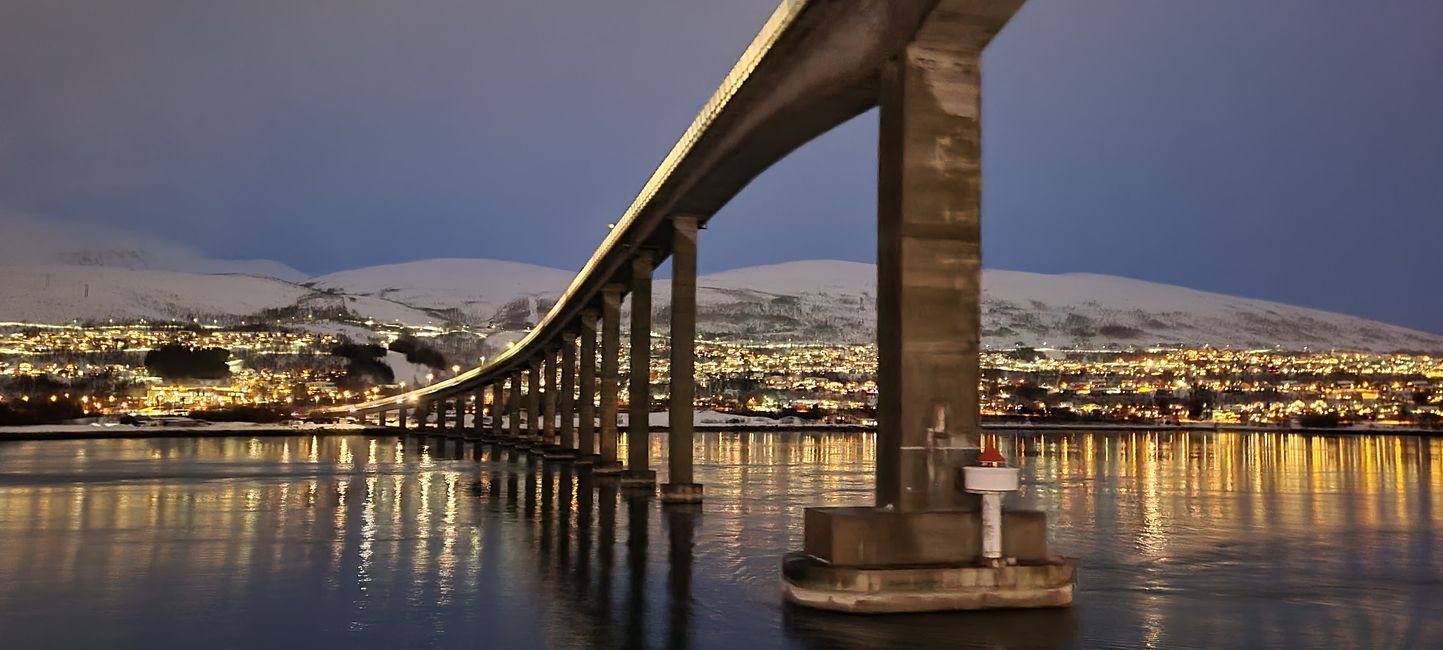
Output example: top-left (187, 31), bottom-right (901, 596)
top-left (577, 311), bottom-right (599, 463)
top-left (596, 285), bottom-right (623, 475)
top-left (802, 506), bottom-right (1049, 566)
top-left (626, 253), bottom-right (654, 483)
top-left (782, 553), bottom-right (1074, 613)
top-left (667, 216), bottom-right (699, 495)
top-left (660, 482), bottom-right (704, 504)
top-left (560, 332), bottom-right (577, 451)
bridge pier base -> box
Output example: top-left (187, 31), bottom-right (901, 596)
top-left (659, 482), bottom-right (702, 504)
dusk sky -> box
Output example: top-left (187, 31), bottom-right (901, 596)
top-left (2, 0), bottom-right (1440, 333)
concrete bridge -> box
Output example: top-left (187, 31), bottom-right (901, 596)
top-left (323, 0), bottom-right (1072, 612)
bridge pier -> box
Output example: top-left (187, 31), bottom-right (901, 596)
top-left (526, 361), bottom-right (542, 448)
top-left (490, 383), bottom-right (504, 441)
top-left (468, 390), bottom-right (483, 440)
top-left (595, 285), bottom-right (624, 475)
top-left (576, 311), bottom-right (599, 465)
top-left (541, 350), bottom-right (560, 454)
top-left (782, 0), bottom-right (1072, 613)
top-left (621, 253), bottom-right (656, 490)
top-left (662, 216), bottom-right (702, 504)
top-left (555, 332), bottom-right (579, 460)
top-left (509, 371), bottom-right (523, 446)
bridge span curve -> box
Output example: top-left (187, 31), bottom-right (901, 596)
top-left (322, 0), bottom-right (1074, 613)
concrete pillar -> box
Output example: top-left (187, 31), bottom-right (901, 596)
top-left (510, 372), bottom-right (523, 441)
top-left (596, 285), bottom-right (624, 474)
top-left (663, 216), bottom-right (702, 503)
top-left (490, 383), bottom-right (504, 439)
top-left (874, 4), bottom-right (1010, 512)
top-left (471, 389), bottom-right (483, 436)
top-left (560, 332), bottom-right (578, 452)
top-left (437, 398), bottom-right (449, 433)
top-left (577, 311), bottom-right (599, 464)
top-left (781, 7), bottom-right (1074, 616)
top-left (527, 361), bottom-right (542, 444)
top-left (543, 350), bottom-right (559, 448)
top-left (623, 252), bottom-right (656, 488)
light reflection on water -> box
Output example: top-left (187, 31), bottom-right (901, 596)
top-left (0, 431), bottom-right (1438, 649)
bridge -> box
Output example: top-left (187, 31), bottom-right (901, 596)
top-left (324, 0), bottom-right (1073, 612)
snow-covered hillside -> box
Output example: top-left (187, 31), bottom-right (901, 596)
top-left (0, 264), bottom-right (436, 325)
top-left (0, 265), bottom-right (310, 323)
top-left (310, 259), bottom-right (574, 326)
top-left (1, 255), bottom-right (1438, 352)
top-left (656, 261), bottom-right (1443, 352)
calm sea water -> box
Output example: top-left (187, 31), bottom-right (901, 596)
top-left (0, 431), bottom-right (1438, 649)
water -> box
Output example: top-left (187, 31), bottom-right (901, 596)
top-left (0, 431), bottom-right (1438, 649)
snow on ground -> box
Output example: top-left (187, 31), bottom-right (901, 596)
top-left (0, 264), bottom-right (310, 323)
top-left (310, 259), bottom-right (574, 321)
top-left (3, 257), bottom-right (1438, 351)
top-left (386, 350), bottom-right (437, 388)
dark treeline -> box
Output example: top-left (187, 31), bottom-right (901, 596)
top-left (143, 345), bottom-right (230, 380)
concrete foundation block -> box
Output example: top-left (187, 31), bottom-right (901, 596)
top-left (592, 461), bottom-right (624, 476)
top-left (803, 506), bottom-right (1049, 566)
top-left (619, 469), bottom-right (657, 489)
top-left (660, 482), bottom-right (703, 503)
top-left (781, 552), bottom-right (1074, 613)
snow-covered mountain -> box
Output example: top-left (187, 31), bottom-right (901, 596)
top-left (661, 261), bottom-right (1443, 352)
top-left (0, 264), bottom-right (438, 325)
top-left (310, 259), bottom-right (573, 327)
top-left (0, 254), bottom-right (1438, 352)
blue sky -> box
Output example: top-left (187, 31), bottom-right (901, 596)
top-left (1, 0), bottom-right (1439, 332)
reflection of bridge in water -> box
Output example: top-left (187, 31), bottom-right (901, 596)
top-left (323, 0), bottom-right (1072, 611)
top-left (1, 432), bottom-right (1437, 646)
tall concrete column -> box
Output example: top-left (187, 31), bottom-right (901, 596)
top-left (623, 252), bottom-right (656, 488)
top-left (596, 285), bottom-right (624, 474)
top-left (781, 3), bottom-right (1073, 615)
top-left (663, 216), bottom-right (702, 503)
top-left (490, 383), bottom-right (503, 439)
top-left (471, 389), bottom-right (483, 436)
top-left (543, 350), bottom-right (559, 449)
top-left (509, 372), bottom-right (523, 441)
top-left (873, 4), bottom-right (1016, 512)
top-left (560, 332), bottom-right (578, 453)
top-left (527, 361), bottom-right (542, 444)
top-left (437, 398), bottom-right (450, 433)
top-left (577, 311), bottom-right (599, 464)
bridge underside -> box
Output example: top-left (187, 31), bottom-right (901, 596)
top-left (337, 0), bottom-right (1072, 613)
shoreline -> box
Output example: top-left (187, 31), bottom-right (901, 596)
top-left (1, 421), bottom-right (1440, 441)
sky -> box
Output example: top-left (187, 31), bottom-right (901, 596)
top-left (1, 0), bottom-right (1440, 333)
